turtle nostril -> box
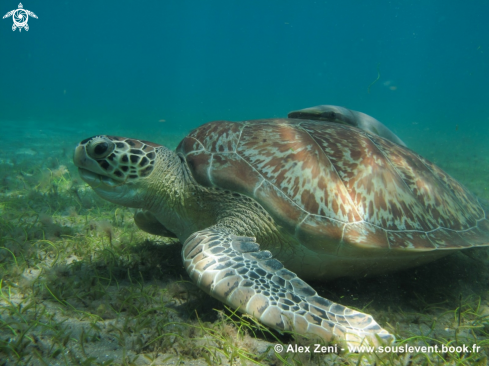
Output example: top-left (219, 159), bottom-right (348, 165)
top-left (94, 142), bottom-right (109, 156)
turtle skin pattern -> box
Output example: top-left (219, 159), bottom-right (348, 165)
top-left (183, 227), bottom-right (394, 347)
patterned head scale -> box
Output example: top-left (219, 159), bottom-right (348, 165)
top-left (77, 135), bottom-right (160, 181)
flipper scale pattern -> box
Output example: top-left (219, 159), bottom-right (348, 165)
top-left (183, 228), bottom-right (394, 347)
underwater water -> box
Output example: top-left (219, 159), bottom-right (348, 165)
top-left (1, 0), bottom-right (489, 365)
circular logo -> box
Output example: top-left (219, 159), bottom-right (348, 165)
top-left (274, 344), bottom-right (283, 353)
top-left (13, 9), bottom-right (28, 27)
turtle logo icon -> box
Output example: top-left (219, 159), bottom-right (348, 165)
top-left (3, 3), bottom-right (37, 32)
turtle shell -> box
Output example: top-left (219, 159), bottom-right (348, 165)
top-left (177, 119), bottom-right (489, 251)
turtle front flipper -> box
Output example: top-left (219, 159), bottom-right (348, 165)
top-left (134, 210), bottom-right (177, 238)
top-left (183, 227), bottom-right (394, 348)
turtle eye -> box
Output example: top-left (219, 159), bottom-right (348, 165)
top-left (87, 137), bottom-right (115, 160)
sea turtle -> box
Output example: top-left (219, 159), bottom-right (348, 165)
top-left (2, 3), bottom-right (38, 32)
top-left (73, 105), bottom-right (489, 348)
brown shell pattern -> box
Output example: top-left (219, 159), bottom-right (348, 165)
top-left (177, 119), bottom-right (489, 250)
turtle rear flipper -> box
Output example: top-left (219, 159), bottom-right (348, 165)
top-left (134, 210), bottom-right (177, 238)
top-left (288, 105), bottom-right (406, 146)
top-left (183, 226), bottom-right (395, 348)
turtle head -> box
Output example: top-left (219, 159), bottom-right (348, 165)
top-left (73, 135), bottom-right (162, 208)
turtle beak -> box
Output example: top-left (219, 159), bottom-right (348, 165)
top-left (77, 166), bottom-right (122, 189)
